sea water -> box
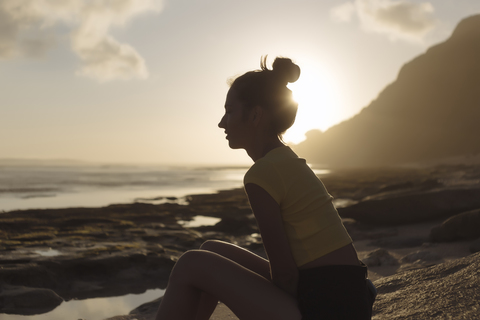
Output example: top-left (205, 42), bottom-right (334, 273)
top-left (0, 163), bottom-right (249, 212)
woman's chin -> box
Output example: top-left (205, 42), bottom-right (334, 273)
top-left (228, 141), bottom-right (243, 150)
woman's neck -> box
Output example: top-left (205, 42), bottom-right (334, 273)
top-left (246, 138), bottom-right (285, 162)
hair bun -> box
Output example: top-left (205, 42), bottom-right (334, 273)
top-left (272, 57), bottom-right (301, 84)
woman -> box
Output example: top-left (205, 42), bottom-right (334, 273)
top-left (155, 57), bottom-right (374, 320)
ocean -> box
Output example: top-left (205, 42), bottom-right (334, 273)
top-left (0, 163), bottom-right (249, 212)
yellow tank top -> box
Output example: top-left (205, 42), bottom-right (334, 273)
top-left (244, 146), bottom-right (352, 267)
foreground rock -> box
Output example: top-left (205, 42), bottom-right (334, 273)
top-left (372, 252), bottom-right (480, 319)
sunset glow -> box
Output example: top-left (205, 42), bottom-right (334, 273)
top-left (0, 0), bottom-right (479, 165)
top-left (285, 63), bottom-right (340, 144)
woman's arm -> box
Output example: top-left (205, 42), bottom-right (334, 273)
top-left (245, 183), bottom-right (298, 297)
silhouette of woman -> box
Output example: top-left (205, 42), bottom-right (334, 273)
top-left (155, 56), bottom-right (374, 320)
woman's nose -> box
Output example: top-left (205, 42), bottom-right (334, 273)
top-left (218, 115), bottom-right (225, 128)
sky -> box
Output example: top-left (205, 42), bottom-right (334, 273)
top-left (1, 0), bottom-right (479, 165)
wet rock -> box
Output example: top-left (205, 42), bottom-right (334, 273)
top-left (338, 188), bottom-right (480, 225)
top-left (429, 209), bottom-right (480, 242)
top-left (363, 249), bottom-right (398, 267)
top-left (142, 229), bottom-right (204, 249)
top-left (0, 285), bottom-right (63, 315)
top-left (128, 297), bottom-right (162, 319)
top-left (373, 252), bottom-right (480, 319)
top-left (368, 236), bottom-right (426, 249)
top-left (0, 248), bottom-right (176, 303)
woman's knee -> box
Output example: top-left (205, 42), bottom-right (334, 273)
top-left (169, 250), bottom-right (221, 285)
top-left (200, 239), bottom-right (229, 252)
top-left (170, 250), bottom-right (204, 278)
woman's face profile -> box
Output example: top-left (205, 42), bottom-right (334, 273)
top-left (218, 89), bottom-right (253, 150)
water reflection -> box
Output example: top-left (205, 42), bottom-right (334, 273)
top-left (0, 289), bottom-right (164, 320)
top-left (33, 248), bottom-right (61, 257)
top-left (178, 215), bottom-right (221, 228)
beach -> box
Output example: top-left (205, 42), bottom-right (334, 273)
top-left (1, 163), bottom-right (479, 319)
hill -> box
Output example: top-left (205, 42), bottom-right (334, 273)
top-left (294, 15), bottom-right (480, 167)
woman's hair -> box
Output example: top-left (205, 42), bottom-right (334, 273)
top-left (229, 56), bottom-right (301, 137)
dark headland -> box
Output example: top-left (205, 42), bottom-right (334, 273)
top-left (294, 14), bottom-right (480, 168)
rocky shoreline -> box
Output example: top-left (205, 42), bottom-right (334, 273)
top-left (1, 164), bottom-right (480, 319)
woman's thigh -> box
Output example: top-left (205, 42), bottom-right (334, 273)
top-left (200, 240), bottom-right (270, 279)
top-left (172, 250), bottom-right (301, 320)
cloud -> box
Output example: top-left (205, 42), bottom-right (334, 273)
top-left (0, 0), bottom-right (162, 81)
top-left (330, 0), bottom-right (437, 42)
top-left (330, 2), bottom-right (356, 22)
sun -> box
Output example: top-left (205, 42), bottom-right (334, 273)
top-left (283, 64), bottom-right (340, 144)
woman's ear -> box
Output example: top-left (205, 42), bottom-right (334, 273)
top-left (252, 105), bottom-right (264, 126)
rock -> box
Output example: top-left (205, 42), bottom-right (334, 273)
top-left (338, 188), bottom-right (480, 225)
top-left (0, 285), bottom-right (63, 315)
top-left (142, 229), bottom-right (204, 249)
top-left (372, 252), bottom-right (480, 319)
top-left (429, 209), bottom-right (480, 242)
top-left (470, 238), bottom-right (480, 253)
top-left (0, 248), bottom-right (175, 302)
top-left (400, 250), bottom-right (442, 263)
top-left (128, 297), bottom-right (162, 319)
top-left (363, 249), bottom-right (398, 267)
top-left (368, 236), bottom-right (426, 249)
top-left (343, 219), bottom-right (398, 241)
top-left (196, 213), bottom-right (258, 236)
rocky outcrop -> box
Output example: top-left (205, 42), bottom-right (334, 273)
top-left (0, 285), bottom-right (63, 315)
top-left (372, 252), bottom-right (480, 319)
top-left (338, 188), bottom-right (480, 225)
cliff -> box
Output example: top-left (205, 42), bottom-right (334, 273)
top-left (294, 15), bottom-right (480, 167)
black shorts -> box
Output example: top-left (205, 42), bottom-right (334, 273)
top-left (297, 264), bottom-right (374, 320)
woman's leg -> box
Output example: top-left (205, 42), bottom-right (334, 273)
top-left (155, 249), bottom-right (301, 320)
top-left (200, 240), bottom-right (270, 278)
top-left (193, 240), bottom-right (271, 319)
